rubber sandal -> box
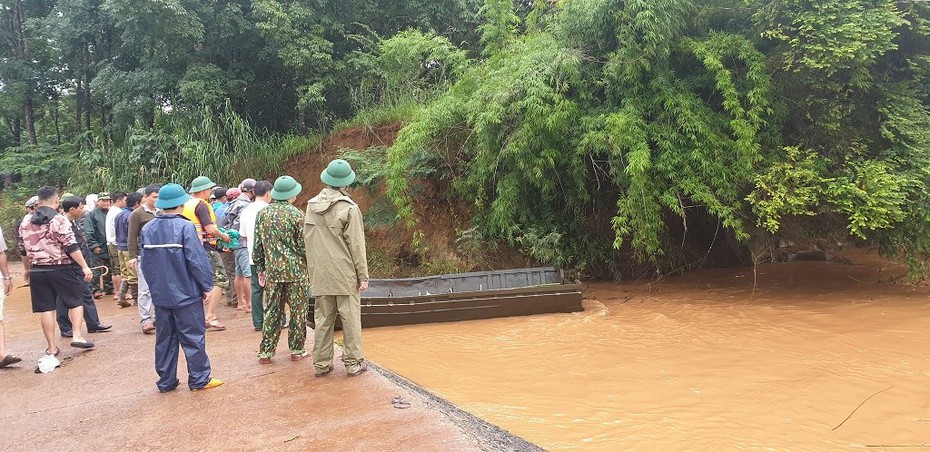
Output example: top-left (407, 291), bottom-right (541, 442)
top-left (192, 378), bottom-right (224, 390)
top-left (70, 340), bottom-right (95, 349)
top-left (0, 355), bottom-right (22, 368)
top-left (45, 347), bottom-right (60, 356)
top-left (205, 320), bottom-right (226, 332)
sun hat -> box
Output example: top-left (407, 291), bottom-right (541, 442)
top-left (189, 176), bottom-right (216, 194)
top-left (155, 184), bottom-right (192, 209)
top-left (239, 178), bottom-right (256, 192)
top-left (226, 188), bottom-right (241, 199)
top-left (271, 176), bottom-right (302, 201)
top-left (320, 159), bottom-right (356, 187)
top-left (24, 196), bottom-right (38, 207)
top-left (97, 192), bottom-right (112, 201)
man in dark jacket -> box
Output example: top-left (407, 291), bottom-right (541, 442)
top-left (141, 184), bottom-right (223, 392)
top-left (114, 192), bottom-right (142, 308)
top-left (85, 192), bottom-right (113, 298)
top-left (128, 184), bottom-right (160, 334)
top-left (57, 196), bottom-right (112, 337)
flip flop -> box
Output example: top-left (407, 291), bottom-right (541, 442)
top-left (0, 355), bottom-right (22, 368)
top-left (45, 347), bottom-right (60, 356)
top-left (206, 320), bottom-right (226, 332)
top-left (70, 341), bottom-right (95, 349)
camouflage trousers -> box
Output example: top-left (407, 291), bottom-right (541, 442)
top-left (205, 249), bottom-right (229, 289)
top-left (90, 254), bottom-right (114, 294)
top-left (258, 281), bottom-right (309, 359)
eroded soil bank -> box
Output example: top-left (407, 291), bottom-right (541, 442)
top-left (364, 249), bottom-right (930, 449)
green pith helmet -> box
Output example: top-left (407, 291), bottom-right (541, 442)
top-left (320, 159), bottom-right (356, 187)
top-left (271, 176), bottom-right (302, 201)
top-left (189, 176), bottom-right (216, 193)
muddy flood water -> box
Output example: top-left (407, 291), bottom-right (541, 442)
top-left (364, 250), bottom-right (930, 449)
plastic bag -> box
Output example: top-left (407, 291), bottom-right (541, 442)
top-left (35, 355), bottom-right (60, 373)
top-left (216, 228), bottom-right (240, 250)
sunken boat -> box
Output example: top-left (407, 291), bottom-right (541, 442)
top-left (309, 267), bottom-right (584, 328)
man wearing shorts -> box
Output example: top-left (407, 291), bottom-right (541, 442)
top-left (221, 178), bottom-right (256, 311)
top-left (0, 225), bottom-right (20, 368)
top-left (19, 186), bottom-right (95, 355)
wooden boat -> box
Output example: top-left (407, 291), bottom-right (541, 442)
top-left (309, 267), bottom-right (584, 328)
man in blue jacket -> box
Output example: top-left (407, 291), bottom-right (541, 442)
top-left (141, 184), bottom-right (223, 392)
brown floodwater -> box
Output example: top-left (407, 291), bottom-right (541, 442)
top-left (364, 250), bottom-right (930, 449)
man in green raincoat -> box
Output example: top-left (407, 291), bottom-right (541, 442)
top-left (304, 159), bottom-right (369, 377)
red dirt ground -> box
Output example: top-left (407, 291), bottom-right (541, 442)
top-left (0, 263), bottom-right (486, 451)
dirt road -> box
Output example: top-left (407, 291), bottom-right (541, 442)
top-left (0, 264), bottom-right (527, 451)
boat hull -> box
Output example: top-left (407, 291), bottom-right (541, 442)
top-left (305, 267), bottom-right (584, 329)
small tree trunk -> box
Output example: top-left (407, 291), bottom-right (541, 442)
top-left (23, 96), bottom-right (37, 145)
top-left (75, 77), bottom-right (83, 134)
top-left (54, 100), bottom-right (62, 145)
top-left (12, 119), bottom-right (22, 146)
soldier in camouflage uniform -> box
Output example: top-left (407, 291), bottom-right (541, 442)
top-left (253, 176), bottom-right (311, 363)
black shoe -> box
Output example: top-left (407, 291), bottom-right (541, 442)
top-left (254, 327), bottom-right (261, 331)
top-left (60, 331), bottom-right (73, 338)
top-left (88, 324), bottom-right (112, 333)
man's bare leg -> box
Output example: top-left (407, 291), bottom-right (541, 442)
top-left (68, 306), bottom-right (88, 343)
top-left (235, 276), bottom-right (249, 308)
top-left (39, 311), bottom-right (57, 352)
top-left (0, 321), bottom-right (6, 357)
top-left (206, 286), bottom-right (223, 322)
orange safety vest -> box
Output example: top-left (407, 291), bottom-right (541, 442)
top-left (181, 197), bottom-right (218, 246)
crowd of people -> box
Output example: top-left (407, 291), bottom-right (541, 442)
top-left (0, 159), bottom-right (370, 391)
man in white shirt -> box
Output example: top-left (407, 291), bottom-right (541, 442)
top-left (105, 192), bottom-right (127, 303)
top-left (239, 180), bottom-right (272, 331)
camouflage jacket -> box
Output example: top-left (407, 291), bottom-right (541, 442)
top-left (18, 206), bottom-right (80, 266)
top-left (253, 201), bottom-right (309, 283)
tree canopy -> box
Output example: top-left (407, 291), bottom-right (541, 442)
top-left (2, 0), bottom-right (930, 278)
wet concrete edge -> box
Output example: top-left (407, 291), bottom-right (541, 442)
top-left (367, 360), bottom-right (543, 452)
